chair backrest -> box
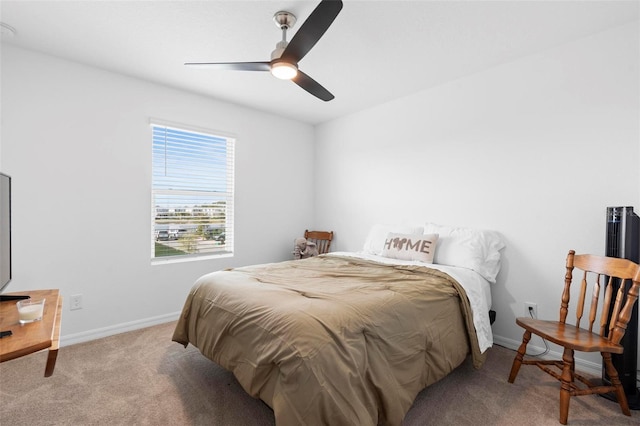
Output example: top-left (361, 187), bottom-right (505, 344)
top-left (304, 230), bottom-right (334, 254)
top-left (562, 250), bottom-right (640, 345)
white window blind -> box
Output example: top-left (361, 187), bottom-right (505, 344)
top-left (151, 123), bottom-right (234, 260)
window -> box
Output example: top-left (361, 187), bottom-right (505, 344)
top-left (151, 122), bottom-right (234, 261)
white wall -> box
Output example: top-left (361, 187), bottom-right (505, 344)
top-left (0, 46), bottom-right (315, 344)
top-left (315, 22), bottom-right (639, 370)
top-left (1, 20), bottom-right (639, 374)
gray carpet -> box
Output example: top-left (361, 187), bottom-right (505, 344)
top-left (0, 321), bottom-right (637, 425)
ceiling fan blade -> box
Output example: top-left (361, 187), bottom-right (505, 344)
top-left (184, 61), bottom-right (270, 72)
top-left (280, 0), bottom-right (343, 64)
top-left (292, 70), bottom-right (334, 101)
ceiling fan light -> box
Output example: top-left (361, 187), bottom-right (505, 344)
top-left (271, 61), bottom-right (298, 80)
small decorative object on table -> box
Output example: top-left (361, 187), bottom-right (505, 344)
top-left (17, 298), bottom-right (45, 324)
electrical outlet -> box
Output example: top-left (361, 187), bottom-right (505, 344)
top-left (70, 294), bottom-right (83, 311)
top-left (525, 302), bottom-right (537, 319)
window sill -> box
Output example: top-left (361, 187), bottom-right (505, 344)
top-left (151, 252), bottom-right (233, 266)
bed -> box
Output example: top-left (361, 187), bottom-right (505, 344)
top-left (172, 223), bottom-right (504, 425)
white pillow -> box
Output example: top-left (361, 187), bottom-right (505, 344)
top-left (382, 233), bottom-right (439, 263)
top-left (424, 222), bottom-right (505, 283)
top-left (363, 224), bottom-right (424, 255)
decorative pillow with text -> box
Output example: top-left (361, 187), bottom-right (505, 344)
top-left (382, 233), bottom-right (439, 263)
top-left (363, 224), bottom-right (424, 255)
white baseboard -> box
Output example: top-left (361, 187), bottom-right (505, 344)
top-left (492, 334), bottom-right (602, 378)
top-left (54, 318), bottom-right (613, 381)
top-left (57, 321), bottom-right (636, 384)
top-left (57, 321), bottom-right (633, 383)
top-left (60, 312), bottom-right (181, 347)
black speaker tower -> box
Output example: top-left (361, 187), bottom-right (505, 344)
top-left (602, 206), bottom-right (640, 409)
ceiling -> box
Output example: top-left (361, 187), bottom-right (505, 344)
top-left (1, 1), bottom-right (638, 125)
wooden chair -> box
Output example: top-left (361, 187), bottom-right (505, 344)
top-left (304, 230), bottom-right (333, 254)
top-left (508, 250), bottom-right (640, 424)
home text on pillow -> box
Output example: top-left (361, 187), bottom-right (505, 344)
top-left (382, 233), bottom-right (439, 263)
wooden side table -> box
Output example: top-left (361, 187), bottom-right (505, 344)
top-left (0, 289), bottom-right (63, 377)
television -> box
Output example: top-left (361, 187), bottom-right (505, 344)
top-left (0, 172), bottom-right (11, 293)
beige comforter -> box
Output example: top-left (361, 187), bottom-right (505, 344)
top-left (172, 255), bottom-right (485, 426)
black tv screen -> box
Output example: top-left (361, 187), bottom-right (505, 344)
top-left (0, 173), bottom-right (11, 292)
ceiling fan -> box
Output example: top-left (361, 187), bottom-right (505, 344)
top-left (185, 0), bottom-right (343, 101)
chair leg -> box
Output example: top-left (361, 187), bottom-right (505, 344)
top-left (602, 352), bottom-right (631, 416)
top-left (559, 348), bottom-right (574, 425)
top-left (508, 330), bottom-right (531, 383)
